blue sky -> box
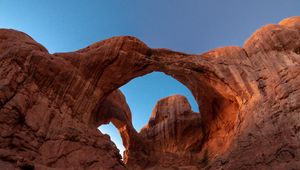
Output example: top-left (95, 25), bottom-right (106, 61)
top-left (1, 0), bottom-right (299, 157)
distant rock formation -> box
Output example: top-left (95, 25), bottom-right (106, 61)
top-left (0, 16), bottom-right (299, 169)
top-left (139, 95), bottom-right (203, 168)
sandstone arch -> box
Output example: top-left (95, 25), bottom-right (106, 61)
top-left (93, 89), bottom-right (147, 165)
top-left (0, 16), bottom-right (299, 169)
top-left (52, 36), bottom-right (246, 168)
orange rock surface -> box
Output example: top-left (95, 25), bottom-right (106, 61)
top-left (0, 16), bottom-right (299, 169)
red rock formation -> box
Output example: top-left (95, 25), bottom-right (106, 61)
top-left (140, 95), bottom-right (203, 153)
top-left (93, 90), bottom-right (149, 167)
top-left (0, 16), bottom-right (299, 169)
top-left (139, 95), bottom-right (203, 168)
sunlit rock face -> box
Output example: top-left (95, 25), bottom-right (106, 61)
top-left (147, 95), bottom-right (195, 126)
top-left (140, 95), bottom-right (203, 154)
top-left (139, 95), bottom-right (203, 167)
top-left (0, 16), bottom-right (300, 169)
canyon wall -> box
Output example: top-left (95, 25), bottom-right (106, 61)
top-left (0, 16), bottom-right (299, 169)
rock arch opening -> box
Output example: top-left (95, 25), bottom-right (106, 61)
top-left (98, 122), bottom-right (125, 159)
top-left (120, 72), bottom-right (199, 131)
top-left (97, 72), bottom-right (200, 160)
top-left (84, 36), bottom-right (241, 168)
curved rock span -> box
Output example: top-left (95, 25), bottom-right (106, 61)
top-left (0, 16), bottom-right (299, 169)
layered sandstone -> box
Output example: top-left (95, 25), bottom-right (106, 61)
top-left (0, 16), bottom-right (299, 169)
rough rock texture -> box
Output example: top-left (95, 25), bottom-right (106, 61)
top-left (94, 90), bottom-right (149, 167)
top-left (140, 95), bottom-right (203, 155)
top-left (0, 16), bottom-right (300, 169)
top-left (139, 95), bottom-right (203, 168)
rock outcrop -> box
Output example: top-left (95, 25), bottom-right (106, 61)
top-left (0, 16), bottom-right (299, 169)
top-left (94, 90), bottom-right (149, 167)
top-left (139, 95), bottom-right (203, 168)
top-left (140, 95), bottom-right (202, 154)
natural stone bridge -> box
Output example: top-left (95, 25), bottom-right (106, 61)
top-left (0, 16), bottom-right (299, 169)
